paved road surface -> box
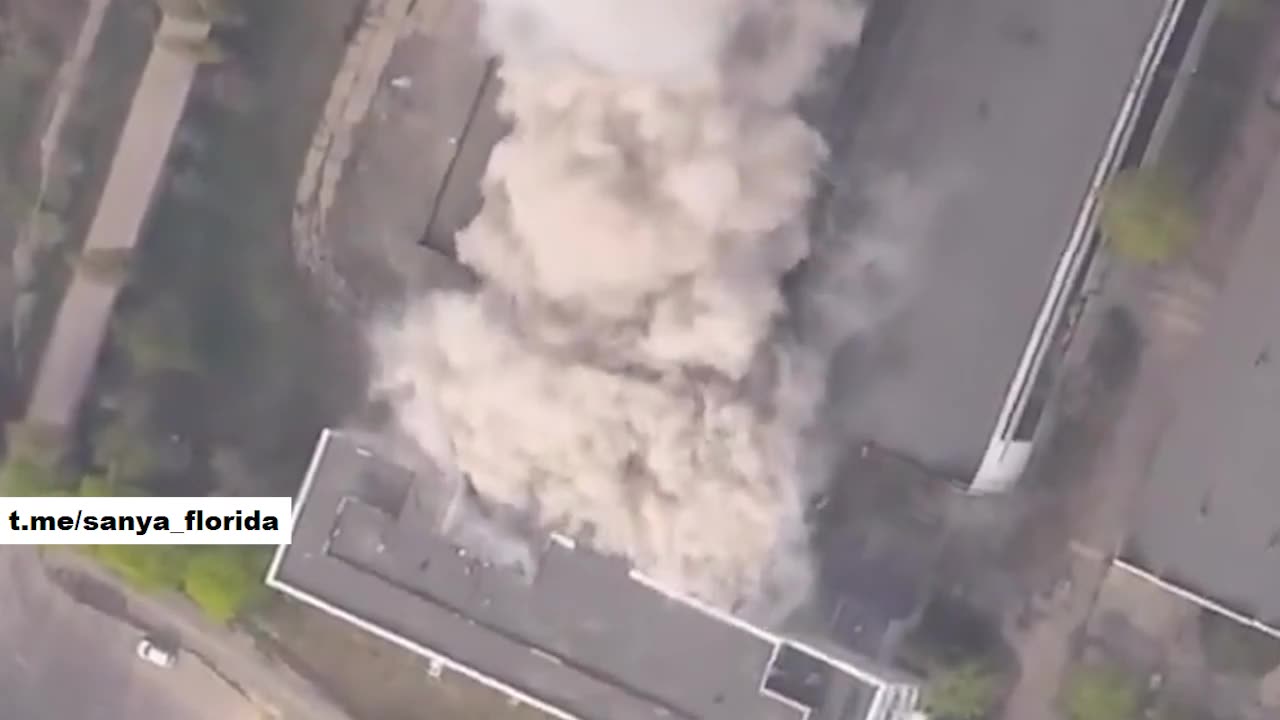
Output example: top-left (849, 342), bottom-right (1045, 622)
top-left (0, 548), bottom-right (258, 720)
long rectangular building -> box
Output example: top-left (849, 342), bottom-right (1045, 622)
top-left (819, 0), bottom-right (1179, 491)
top-left (267, 430), bottom-right (923, 720)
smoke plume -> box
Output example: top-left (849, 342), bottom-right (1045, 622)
top-left (374, 0), bottom-right (867, 618)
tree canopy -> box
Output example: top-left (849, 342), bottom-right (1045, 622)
top-left (0, 457), bottom-right (66, 496)
top-left (182, 546), bottom-right (269, 622)
top-left (90, 544), bottom-right (190, 591)
top-left (1063, 665), bottom-right (1141, 720)
top-left (925, 661), bottom-right (1001, 720)
top-left (1, 421), bottom-right (73, 495)
top-left (1100, 169), bottom-right (1196, 264)
top-left (114, 297), bottom-right (203, 376)
top-left (83, 503), bottom-right (268, 623)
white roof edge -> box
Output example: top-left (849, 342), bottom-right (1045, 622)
top-left (1114, 558), bottom-right (1280, 641)
top-left (270, 428), bottom-right (912, 720)
top-left (971, 0), bottom-right (1190, 492)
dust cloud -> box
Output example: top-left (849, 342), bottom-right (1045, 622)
top-left (373, 0), bottom-right (883, 619)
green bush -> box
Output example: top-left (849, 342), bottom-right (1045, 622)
top-left (1063, 665), bottom-right (1140, 720)
top-left (114, 297), bottom-right (203, 376)
top-left (1100, 169), bottom-right (1196, 264)
top-left (85, 522), bottom-right (268, 623)
top-left (182, 546), bottom-right (269, 622)
top-left (89, 544), bottom-right (190, 591)
top-left (92, 418), bottom-right (165, 484)
top-left (925, 661), bottom-right (1001, 720)
top-left (6, 420), bottom-right (70, 467)
top-left (0, 457), bottom-right (67, 496)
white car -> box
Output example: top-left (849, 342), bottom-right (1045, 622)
top-left (135, 637), bottom-right (177, 669)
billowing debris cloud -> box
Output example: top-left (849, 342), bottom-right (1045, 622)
top-left (374, 0), bottom-right (866, 617)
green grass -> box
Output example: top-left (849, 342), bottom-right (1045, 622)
top-left (1061, 664), bottom-right (1141, 720)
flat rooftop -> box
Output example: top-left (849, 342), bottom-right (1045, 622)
top-left (1122, 159), bottom-right (1280, 628)
top-left (269, 430), bottom-right (913, 720)
top-left (397, 0), bottom-right (1173, 486)
top-left (818, 0), bottom-right (1169, 478)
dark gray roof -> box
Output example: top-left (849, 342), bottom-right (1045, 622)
top-left (271, 431), bottom-right (885, 720)
top-left (814, 0), bottom-right (1169, 477)
top-left (1122, 163), bottom-right (1280, 628)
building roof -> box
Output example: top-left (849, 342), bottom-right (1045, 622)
top-left (1121, 159), bottom-right (1280, 629)
top-left (813, 0), bottom-right (1170, 481)
top-left (268, 430), bottom-right (908, 720)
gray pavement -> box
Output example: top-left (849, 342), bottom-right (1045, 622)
top-left (821, 0), bottom-right (1169, 476)
top-left (0, 547), bottom-right (257, 720)
top-left (1125, 147), bottom-right (1280, 627)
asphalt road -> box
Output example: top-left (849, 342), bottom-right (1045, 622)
top-left (818, 0), bottom-right (1169, 476)
top-left (0, 548), bottom-right (257, 720)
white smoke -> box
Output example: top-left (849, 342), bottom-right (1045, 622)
top-left (374, 0), bottom-right (869, 618)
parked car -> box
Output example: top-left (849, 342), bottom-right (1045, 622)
top-left (135, 637), bottom-right (177, 669)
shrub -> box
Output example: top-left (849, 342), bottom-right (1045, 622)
top-left (1063, 664), bottom-right (1140, 720)
top-left (6, 420), bottom-right (70, 465)
top-left (90, 545), bottom-right (189, 591)
top-left (925, 661), bottom-right (1001, 720)
top-left (0, 457), bottom-right (66, 496)
top-left (182, 546), bottom-right (269, 622)
top-left (1100, 169), bottom-right (1196, 264)
top-left (114, 297), bottom-right (203, 376)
